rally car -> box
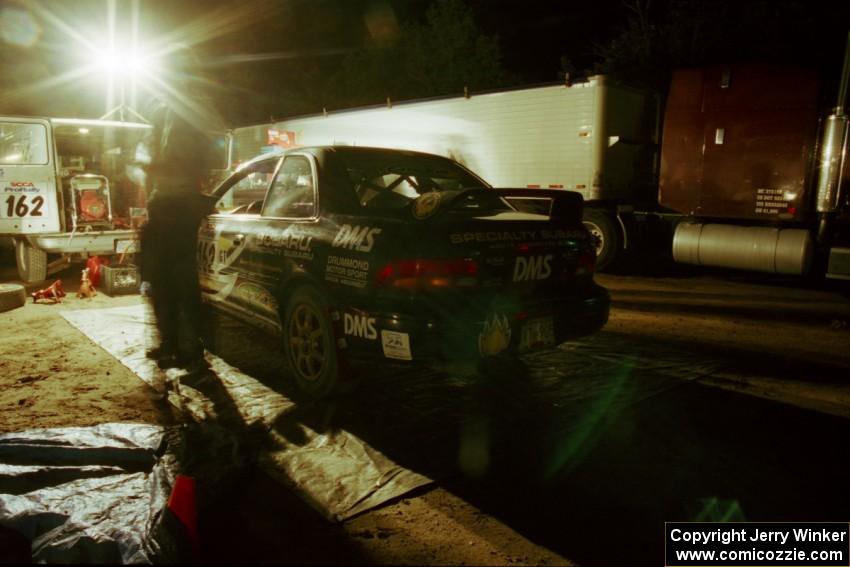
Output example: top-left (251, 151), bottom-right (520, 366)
top-left (199, 146), bottom-right (609, 397)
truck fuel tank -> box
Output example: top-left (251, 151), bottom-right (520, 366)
top-left (673, 222), bottom-right (813, 275)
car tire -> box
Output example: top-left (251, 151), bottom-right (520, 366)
top-left (582, 209), bottom-right (621, 272)
top-left (282, 286), bottom-right (341, 399)
top-left (0, 283), bottom-right (26, 313)
top-left (15, 239), bottom-right (47, 283)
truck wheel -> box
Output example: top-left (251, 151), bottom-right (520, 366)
top-left (582, 209), bottom-right (621, 272)
top-left (0, 283), bottom-right (26, 313)
top-left (282, 286), bottom-right (341, 399)
top-left (15, 239), bottom-right (47, 283)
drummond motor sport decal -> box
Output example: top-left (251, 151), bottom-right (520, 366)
top-left (326, 255), bottom-right (370, 288)
top-left (1, 181), bottom-right (48, 219)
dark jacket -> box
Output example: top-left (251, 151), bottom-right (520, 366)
top-left (139, 190), bottom-right (215, 282)
top-left (143, 100), bottom-right (221, 194)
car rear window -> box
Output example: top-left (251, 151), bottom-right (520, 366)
top-left (337, 150), bottom-right (487, 210)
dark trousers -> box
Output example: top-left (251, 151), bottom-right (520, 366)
top-left (150, 261), bottom-right (205, 360)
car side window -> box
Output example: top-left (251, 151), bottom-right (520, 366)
top-left (262, 155), bottom-right (315, 218)
top-left (214, 158), bottom-right (280, 215)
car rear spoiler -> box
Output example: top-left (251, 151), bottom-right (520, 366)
top-left (448, 188), bottom-right (584, 224)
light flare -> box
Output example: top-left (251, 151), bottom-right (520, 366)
top-left (4, 0), bottom-right (285, 121)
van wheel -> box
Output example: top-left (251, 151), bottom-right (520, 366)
top-left (582, 209), bottom-right (621, 272)
top-left (282, 286), bottom-right (340, 399)
top-left (15, 239), bottom-right (47, 283)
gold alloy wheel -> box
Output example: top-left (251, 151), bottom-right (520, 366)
top-left (288, 302), bottom-right (327, 382)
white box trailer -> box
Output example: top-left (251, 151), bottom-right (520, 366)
top-left (230, 77), bottom-right (659, 269)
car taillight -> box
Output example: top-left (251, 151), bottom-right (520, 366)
top-left (376, 258), bottom-right (479, 289)
top-left (575, 248), bottom-right (596, 276)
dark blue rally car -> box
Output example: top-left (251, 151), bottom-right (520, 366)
top-left (199, 146), bottom-right (609, 397)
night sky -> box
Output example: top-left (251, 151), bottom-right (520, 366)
top-left (1, 0), bottom-right (848, 125)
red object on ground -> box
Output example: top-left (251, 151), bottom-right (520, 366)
top-left (167, 475), bottom-right (200, 555)
top-left (86, 256), bottom-right (109, 287)
top-left (31, 280), bottom-right (66, 304)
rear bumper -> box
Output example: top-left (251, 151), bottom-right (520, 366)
top-left (23, 230), bottom-right (138, 255)
top-left (345, 284), bottom-right (610, 363)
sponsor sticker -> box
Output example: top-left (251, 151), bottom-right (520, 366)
top-left (258, 227), bottom-right (313, 256)
top-left (513, 254), bottom-right (553, 282)
top-left (479, 314), bottom-right (511, 356)
top-left (326, 255), bottom-right (370, 288)
top-left (381, 330), bottom-right (412, 360)
top-left (344, 312), bottom-right (377, 340)
top-left (1, 181), bottom-right (48, 219)
top-left (519, 316), bottom-right (555, 352)
top-left (412, 192), bottom-right (442, 220)
top-left (332, 224), bottom-right (381, 252)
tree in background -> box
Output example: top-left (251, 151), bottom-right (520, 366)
top-left (322, 0), bottom-right (513, 110)
top-left (581, 0), bottom-right (846, 96)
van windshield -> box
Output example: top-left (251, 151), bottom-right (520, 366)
top-left (0, 122), bottom-right (49, 165)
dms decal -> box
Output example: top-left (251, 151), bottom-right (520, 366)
top-left (513, 254), bottom-right (553, 282)
top-left (332, 224), bottom-right (381, 252)
top-left (344, 313), bottom-right (377, 340)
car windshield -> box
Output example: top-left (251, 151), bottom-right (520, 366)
top-left (337, 150), bottom-right (487, 210)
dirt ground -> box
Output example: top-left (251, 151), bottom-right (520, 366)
top-left (0, 255), bottom-right (569, 566)
top-left (1, 251), bottom-right (849, 565)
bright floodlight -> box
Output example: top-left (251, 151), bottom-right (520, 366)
top-left (93, 45), bottom-right (157, 79)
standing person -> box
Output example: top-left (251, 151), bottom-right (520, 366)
top-left (139, 45), bottom-right (223, 370)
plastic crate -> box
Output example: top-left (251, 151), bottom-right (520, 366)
top-left (101, 264), bottom-right (140, 296)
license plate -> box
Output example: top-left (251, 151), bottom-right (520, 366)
top-left (520, 316), bottom-right (555, 352)
top-left (115, 239), bottom-right (138, 254)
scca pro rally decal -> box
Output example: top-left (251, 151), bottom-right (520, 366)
top-left (332, 224), bottom-right (381, 252)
